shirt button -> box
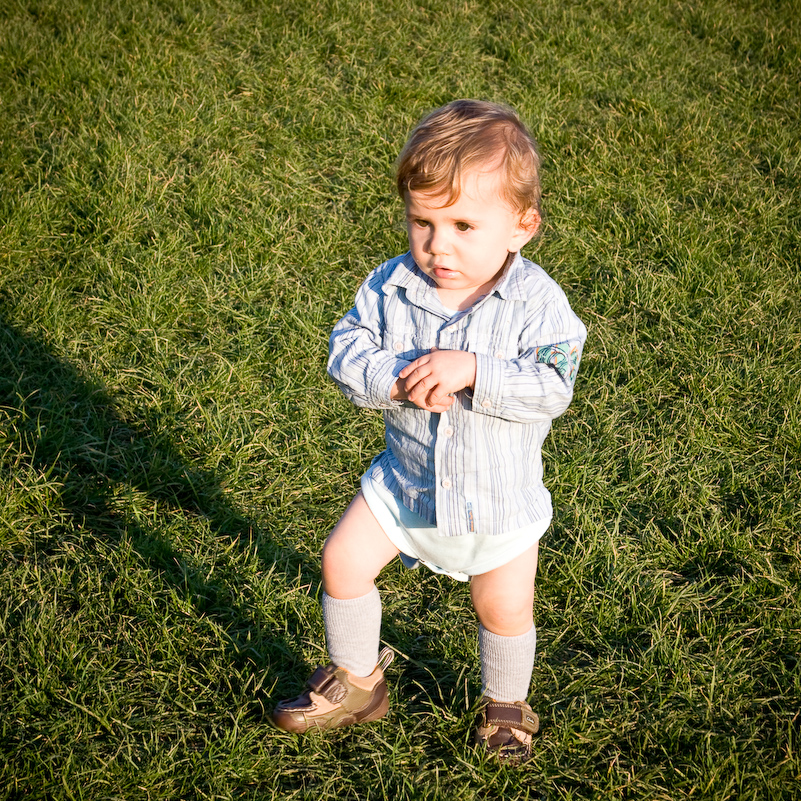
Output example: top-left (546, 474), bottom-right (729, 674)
top-left (441, 478), bottom-right (452, 490)
top-left (495, 350), bottom-right (504, 359)
top-left (481, 399), bottom-right (492, 409)
top-left (443, 427), bottom-right (454, 437)
top-left (393, 341), bottom-right (403, 352)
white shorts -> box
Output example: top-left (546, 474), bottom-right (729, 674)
top-left (361, 465), bottom-right (550, 582)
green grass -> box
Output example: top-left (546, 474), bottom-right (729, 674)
top-left (1, 0), bottom-right (800, 798)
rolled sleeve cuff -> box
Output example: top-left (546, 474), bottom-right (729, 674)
top-left (471, 352), bottom-right (504, 415)
top-left (369, 357), bottom-right (408, 408)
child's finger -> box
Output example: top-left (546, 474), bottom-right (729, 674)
top-left (426, 385), bottom-right (447, 404)
top-left (428, 388), bottom-right (457, 408)
top-left (407, 376), bottom-right (433, 403)
top-left (422, 396), bottom-right (453, 413)
top-left (402, 364), bottom-right (434, 392)
top-left (398, 355), bottom-right (430, 379)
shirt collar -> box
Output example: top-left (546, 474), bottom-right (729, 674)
top-left (385, 251), bottom-right (529, 303)
top-left (491, 252), bottom-right (528, 301)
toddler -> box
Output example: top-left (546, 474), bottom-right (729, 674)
top-left (271, 99), bottom-right (587, 763)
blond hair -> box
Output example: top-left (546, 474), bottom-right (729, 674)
top-left (396, 99), bottom-right (542, 217)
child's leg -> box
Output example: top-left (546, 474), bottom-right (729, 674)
top-left (322, 491), bottom-right (400, 600)
top-left (471, 541), bottom-right (539, 702)
top-left (320, 491), bottom-right (400, 675)
top-left (471, 542), bottom-right (540, 761)
top-left (270, 492), bottom-right (399, 733)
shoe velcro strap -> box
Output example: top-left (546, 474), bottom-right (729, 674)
top-left (307, 666), bottom-right (347, 704)
top-left (484, 702), bottom-right (539, 735)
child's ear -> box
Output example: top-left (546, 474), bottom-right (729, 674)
top-left (510, 209), bottom-right (541, 250)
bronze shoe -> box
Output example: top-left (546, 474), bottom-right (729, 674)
top-left (271, 647), bottom-right (394, 734)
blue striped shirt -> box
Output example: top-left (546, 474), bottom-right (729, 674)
top-left (328, 251), bottom-right (587, 538)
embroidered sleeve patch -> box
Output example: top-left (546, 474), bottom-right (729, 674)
top-left (536, 343), bottom-right (580, 384)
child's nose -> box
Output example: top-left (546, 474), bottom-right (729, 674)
top-left (426, 227), bottom-right (450, 255)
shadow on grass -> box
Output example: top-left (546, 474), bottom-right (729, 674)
top-left (0, 314), bottom-right (315, 704)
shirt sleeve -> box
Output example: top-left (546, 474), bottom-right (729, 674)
top-left (327, 263), bottom-right (410, 409)
top-left (471, 282), bottom-right (587, 423)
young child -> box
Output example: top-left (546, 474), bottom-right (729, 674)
top-left (271, 99), bottom-right (586, 763)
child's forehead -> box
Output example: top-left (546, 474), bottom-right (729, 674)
top-left (406, 165), bottom-right (510, 210)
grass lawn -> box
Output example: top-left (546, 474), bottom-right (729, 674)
top-left (1, 0), bottom-right (799, 798)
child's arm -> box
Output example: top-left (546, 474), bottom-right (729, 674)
top-left (469, 283), bottom-right (586, 423)
top-left (399, 282), bottom-right (586, 423)
top-left (328, 261), bottom-right (433, 410)
top-left (397, 349), bottom-right (475, 411)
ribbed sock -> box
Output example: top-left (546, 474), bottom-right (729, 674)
top-left (479, 623), bottom-right (537, 703)
top-left (322, 586), bottom-right (382, 677)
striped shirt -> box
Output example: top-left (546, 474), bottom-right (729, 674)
top-left (328, 251), bottom-right (587, 538)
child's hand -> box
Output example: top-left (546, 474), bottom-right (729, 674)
top-left (397, 348), bottom-right (477, 412)
top-left (391, 378), bottom-right (454, 413)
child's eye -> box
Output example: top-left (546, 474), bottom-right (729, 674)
top-left (412, 219), bottom-right (430, 228)
top-left (455, 222), bottom-right (472, 232)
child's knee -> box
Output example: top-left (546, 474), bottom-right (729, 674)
top-left (321, 534), bottom-right (351, 584)
top-left (321, 530), bottom-right (345, 563)
top-left (321, 515), bottom-right (399, 598)
top-left (471, 583), bottom-right (534, 636)
top-left (476, 603), bottom-right (533, 636)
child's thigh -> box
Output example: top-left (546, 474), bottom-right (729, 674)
top-left (470, 542), bottom-right (539, 636)
top-left (321, 491), bottom-right (400, 599)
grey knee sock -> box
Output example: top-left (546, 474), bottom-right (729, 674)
top-left (323, 586), bottom-right (382, 677)
top-left (479, 624), bottom-right (537, 703)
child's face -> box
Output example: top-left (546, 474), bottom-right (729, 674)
top-left (405, 166), bottom-right (538, 305)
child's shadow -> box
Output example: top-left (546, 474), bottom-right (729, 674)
top-left (0, 315), bottom-right (311, 702)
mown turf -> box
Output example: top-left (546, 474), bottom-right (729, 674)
top-left (1, 0), bottom-right (799, 798)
